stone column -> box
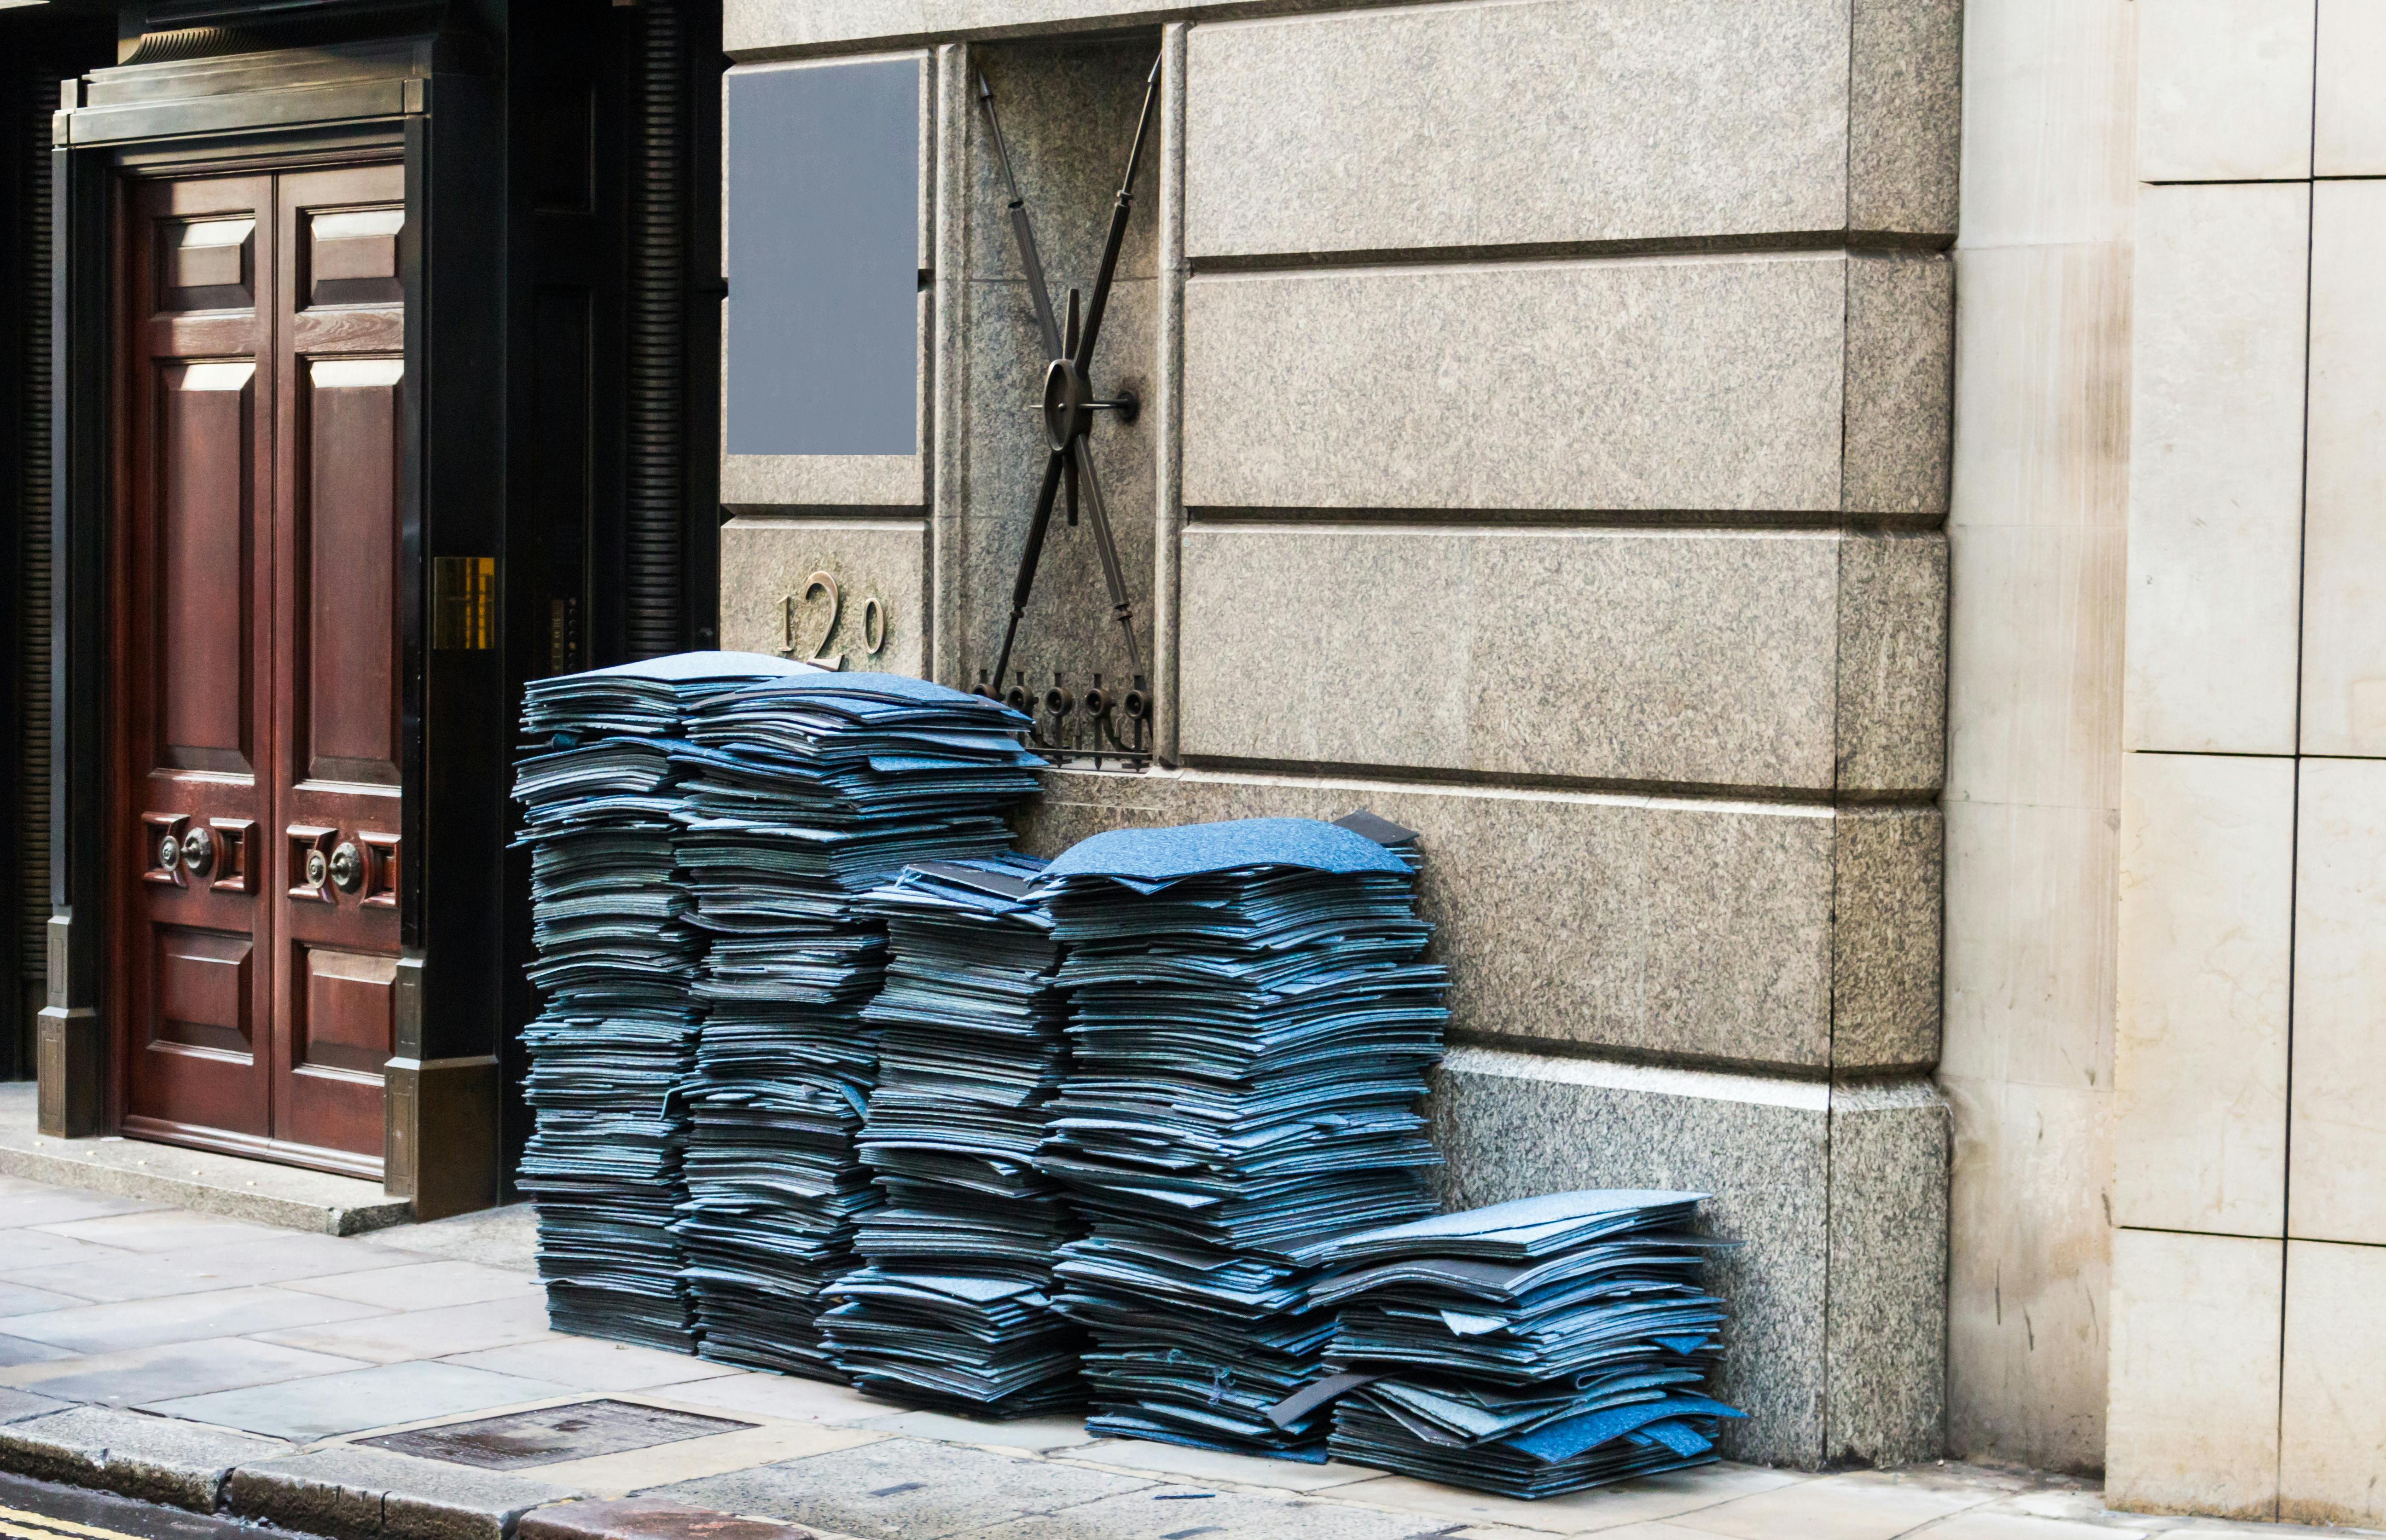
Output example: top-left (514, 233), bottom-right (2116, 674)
top-left (1939, 0), bottom-right (2136, 1479)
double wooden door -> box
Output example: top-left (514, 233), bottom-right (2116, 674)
top-left (116, 161), bottom-right (406, 1176)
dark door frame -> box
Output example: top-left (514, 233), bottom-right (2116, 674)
top-left (41, 35), bottom-right (507, 1217)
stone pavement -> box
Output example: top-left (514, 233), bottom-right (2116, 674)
top-left (0, 1175), bottom-right (2361, 1540)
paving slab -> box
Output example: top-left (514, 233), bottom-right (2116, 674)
top-left (226, 1444), bottom-right (585, 1540)
top-left (0, 1230), bottom-right (134, 1269)
top-left (1666, 1469), bottom-right (2001, 1540)
top-left (1921, 1516), bottom-right (2145, 1540)
top-left (358, 1207), bottom-right (540, 1271)
top-left (966, 1483), bottom-right (1467, 1540)
top-left (444, 1339), bottom-right (741, 1394)
top-left (0, 1188), bottom-right (166, 1231)
top-left (0, 1389), bottom-right (69, 1424)
top-left (0, 1406), bottom-right (292, 1511)
top-left (1324, 1464), bottom-right (1813, 1537)
top-left (2, 1337), bottom-right (368, 1407)
top-left (1485, 1524), bottom-right (1712, 1540)
top-left (0, 1285), bottom-right (390, 1355)
top-left (33, 1211), bottom-right (298, 1255)
top-left (649, 1440), bottom-right (1153, 1540)
top-left (250, 1293), bottom-right (557, 1365)
top-left (1061, 1438), bottom-right (1381, 1493)
top-left (0, 1283), bottom-right (96, 1315)
top-left (148, 1361), bottom-right (573, 1441)
top-left (519, 1497), bottom-right (818, 1540)
top-left (518, 1424), bottom-right (884, 1501)
top-left (1985, 1485), bottom-right (2175, 1531)
top-left (639, 1375), bottom-right (881, 1427)
top-left (0, 1094), bottom-right (409, 1236)
top-left (0, 1337), bottom-right (72, 1370)
top-left (850, 1411), bottom-right (1097, 1454)
top-left (0, 1233), bottom-right (417, 1305)
top-left (285, 1262), bottom-right (545, 1313)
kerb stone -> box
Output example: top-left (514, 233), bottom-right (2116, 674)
top-left (0, 1389), bottom-right (70, 1425)
top-left (226, 1446), bottom-right (586, 1540)
top-left (0, 1406), bottom-right (294, 1511)
top-left (519, 1497), bottom-right (815, 1540)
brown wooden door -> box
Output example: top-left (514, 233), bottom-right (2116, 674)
top-left (118, 161), bottom-right (406, 1177)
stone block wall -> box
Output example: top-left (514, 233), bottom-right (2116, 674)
top-left (2109, 0), bottom-right (2386, 1521)
top-left (720, 0), bottom-right (1960, 1469)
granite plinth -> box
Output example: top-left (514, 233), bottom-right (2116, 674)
top-left (1011, 767), bottom-right (1940, 1074)
top-left (1428, 1048), bottom-right (1949, 1469)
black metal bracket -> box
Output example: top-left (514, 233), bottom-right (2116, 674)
top-left (981, 669), bottom-right (1151, 771)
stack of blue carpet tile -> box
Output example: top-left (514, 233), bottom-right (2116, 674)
top-left (511, 652), bottom-right (815, 1349)
top-left (1289, 1191), bottom-right (1742, 1497)
top-left (1035, 818), bottom-right (1449, 1458)
top-left (1331, 808), bottom-right (1422, 875)
top-left (817, 857), bottom-right (1084, 1415)
top-left (664, 673), bottom-right (1043, 1378)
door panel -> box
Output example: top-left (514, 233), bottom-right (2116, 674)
top-left (154, 928), bottom-right (254, 1057)
top-left (122, 174), bottom-right (276, 1144)
top-left (117, 161), bottom-right (406, 1176)
top-left (160, 216), bottom-right (255, 311)
top-left (301, 357), bottom-right (402, 783)
top-left (297, 946), bottom-right (400, 1075)
top-left (157, 362), bottom-right (255, 771)
top-left (269, 163), bottom-right (406, 1167)
top-left (304, 207), bottom-right (403, 307)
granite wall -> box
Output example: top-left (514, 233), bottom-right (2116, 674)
top-left (2109, 0), bottom-right (2386, 1522)
top-left (720, 0), bottom-right (1960, 1470)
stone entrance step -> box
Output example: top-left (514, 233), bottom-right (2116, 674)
top-left (0, 1084), bottom-right (412, 1237)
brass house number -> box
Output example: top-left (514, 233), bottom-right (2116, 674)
top-left (783, 570), bottom-right (888, 670)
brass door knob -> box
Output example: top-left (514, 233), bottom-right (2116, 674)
top-left (157, 834), bottom-right (182, 873)
top-left (179, 827), bottom-right (216, 880)
top-left (305, 848), bottom-right (329, 889)
top-left (329, 842), bottom-right (365, 894)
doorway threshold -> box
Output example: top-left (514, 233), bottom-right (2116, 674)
top-left (0, 1083), bottom-right (412, 1235)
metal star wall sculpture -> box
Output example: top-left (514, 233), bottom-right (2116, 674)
top-left (975, 53), bottom-right (1162, 730)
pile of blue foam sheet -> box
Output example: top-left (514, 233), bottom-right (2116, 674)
top-left (816, 857), bottom-right (1085, 1415)
top-left (663, 672), bottom-right (1043, 1378)
top-left (511, 651), bottom-right (819, 1350)
top-left (1286, 1190), bottom-right (1743, 1497)
top-left (1033, 817), bottom-right (1449, 1458)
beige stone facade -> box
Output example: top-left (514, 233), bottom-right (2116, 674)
top-left (2105, 0), bottom-right (2386, 1521)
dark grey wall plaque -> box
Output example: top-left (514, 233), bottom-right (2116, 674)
top-left (726, 59), bottom-right (921, 457)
